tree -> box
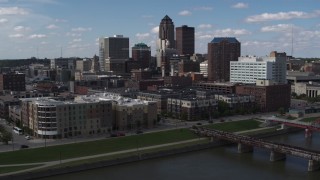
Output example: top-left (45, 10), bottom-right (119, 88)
top-left (278, 107), bottom-right (285, 115)
top-left (0, 131), bottom-right (12, 145)
top-left (291, 92), bottom-right (297, 98)
top-left (218, 101), bottom-right (229, 115)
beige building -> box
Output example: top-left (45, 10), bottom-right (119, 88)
top-left (293, 82), bottom-right (320, 98)
top-left (167, 97), bottom-right (218, 121)
top-left (19, 93), bottom-right (157, 139)
top-left (214, 94), bottom-right (255, 109)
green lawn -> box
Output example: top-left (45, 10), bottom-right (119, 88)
top-left (0, 129), bottom-right (197, 165)
top-left (204, 119), bottom-right (262, 132)
top-left (42, 139), bottom-right (210, 171)
top-left (300, 117), bottom-right (320, 122)
top-left (0, 165), bottom-right (41, 174)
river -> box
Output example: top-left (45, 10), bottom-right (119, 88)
top-left (39, 130), bottom-right (320, 180)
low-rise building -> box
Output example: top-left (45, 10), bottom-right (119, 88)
top-left (19, 93), bottom-right (157, 138)
top-left (214, 94), bottom-right (255, 109)
top-left (167, 96), bottom-right (218, 121)
top-left (235, 80), bottom-right (291, 112)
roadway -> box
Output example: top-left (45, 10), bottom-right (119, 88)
top-left (0, 112), bottom-right (274, 153)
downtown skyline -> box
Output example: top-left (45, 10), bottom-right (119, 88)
top-left (0, 0), bottom-right (319, 59)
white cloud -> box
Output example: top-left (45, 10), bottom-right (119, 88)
top-left (179, 10), bottom-right (192, 16)
top-left (136, 33), bottom-right (150, 39)
top-left (9, 34), bottom-right (24, 38)
top-left (29, 34), bottom-right (47, 39)
top-left (55, 19), bottom-right (67, 23)
top-left (18, 0), bottom-right (60, 4)
top-left (66, 32), bottom-right (82, 37)
top-left (14, 25), bottom-right (31, 31)
top-left (198, 34), bottom-right (213, 39)
top-left (71, 27), bottom-right (92, 32)
top-left (232, 2), bottom-right (248, 9)
top-left (246, 10), bottom-right (320, 23)
top-left (72, 38), bottom-right (82, 42)
top-left (261, 24), bottom-right (292, 32)
top-left (0, 18), bottom-right (8, 23)
top-left (151, 26), bottom-right (159, 34)
top-left (214, 28), bottom-right (251, 36)
top-left (40, 41), bottom-right (48, 45)
top-left (198, 24), bottom-right (212, 29)
top-left (46, 24), bottom-right (59, 29)
top-left (194, 6), bottom-right (213, 11)
top-left (0, 7), bottom-right (28, 15)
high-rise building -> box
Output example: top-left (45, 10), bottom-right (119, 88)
top-left (159, 15), bottom-right (175, 48)
top-left (207, 37), bottom-right (240, 82)
top-left (230, 51), bottom-right (287, 84)
top-left (99, 35), bottom-right (129, 71)
top-left (157, 15), bottom-right (177, 76)
top-left (176, 25), bottom-right (194, 56)
top-left (132, 43), bottom-right (151, 69)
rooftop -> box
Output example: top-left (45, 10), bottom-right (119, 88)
top-left (211, 37), bottom-right (239, 44)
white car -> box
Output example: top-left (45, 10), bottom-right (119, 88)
top-left (25, 135), bottom-right (31, 140)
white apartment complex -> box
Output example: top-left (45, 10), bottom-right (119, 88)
top-left (19, 93), bottom-right (157, 139)
top-left (230, 51), bottom-right (287, 84)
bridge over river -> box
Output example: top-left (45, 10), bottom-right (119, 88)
top-left (194, 128), bottom-right (320, 171)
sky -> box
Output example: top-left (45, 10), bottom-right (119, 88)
top-left (0, 0), bottom-right (319, 59)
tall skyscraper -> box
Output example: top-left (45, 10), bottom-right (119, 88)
top-left (176, 25), bottom-right (194, 56)
top-left (132, 43), bottom-right (151, 69)
top-left (157, 15), bottom-right (177, 76)
top-left (99, 35), bottom-right (129, 71)
top-left (207, 37), bottom-right (241, 82)
top-left (159, 15), bottom-right (175, 48)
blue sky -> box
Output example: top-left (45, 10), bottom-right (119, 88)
top-left (0, 0), bottom-right (319, 59)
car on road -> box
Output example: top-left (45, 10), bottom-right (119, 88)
top-left (136, 130), bottom-right (143, 134)
top-left (110, 133), bottom-right (117, 137)
top-left (117, 131), bottom-right (126, 136)
top-left (20, 145), bottom-right (29, 149)
top-left (25, 135), bottom-right (31, 140)
top-left (196, 122), bottom-right (202, 125)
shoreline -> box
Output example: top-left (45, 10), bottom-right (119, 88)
top-left (0, 128), bottom-right (300, 180)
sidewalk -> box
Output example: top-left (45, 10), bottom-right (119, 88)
top-left (0, 138), bottom-right (206, 176)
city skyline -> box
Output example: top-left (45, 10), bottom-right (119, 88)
top-left (0, 0), bottom-right (319, 59)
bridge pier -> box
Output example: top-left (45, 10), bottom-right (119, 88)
top-left (305, 129), bottom-right (313, 138)
top-left (237, 143), bottom-right (253, 153)
top-left (308, 160), bottom-right (320, 171)
top-left (270, 150), bottom-right (286, 162)
top-left (280, 124), bottom-right (288, 129)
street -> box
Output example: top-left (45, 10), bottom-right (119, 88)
top-left (0, 112), bottom-right (275, 152)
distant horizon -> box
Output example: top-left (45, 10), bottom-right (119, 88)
top-left (0, 0), bottom-right (319, 59)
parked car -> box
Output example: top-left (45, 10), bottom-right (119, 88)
top-left (110, 133), bottom-right (118, 137)
top-left (20, 145), bottom-right (29, 149)
top-left (136, 130), bottom-right (143, 134)
top-left (117, 132), bottom-right (126, 136)
top-left (196, 122), bottom-right (202, 125)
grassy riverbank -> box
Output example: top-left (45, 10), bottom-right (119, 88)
top-left (0, 118), bottom-right (274, 176)
top-left (0, 129), bottom-right (197, 165)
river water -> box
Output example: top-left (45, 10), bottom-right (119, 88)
top-left (40, 131), bottom-right (320, 180)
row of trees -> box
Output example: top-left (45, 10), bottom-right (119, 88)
top-left (164, 101), bottom-right (260, 121)
top-left (291, 92), bottom-right (320, 103)
top-left (0, 124), bottom-right (12, 145)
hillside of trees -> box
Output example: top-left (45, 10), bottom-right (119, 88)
top-left (0, 57), bottom-right (50, 67)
